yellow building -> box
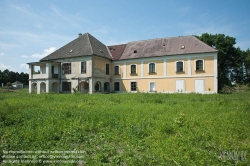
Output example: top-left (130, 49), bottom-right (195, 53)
top-left (28, 33), bottom-right (217, 94)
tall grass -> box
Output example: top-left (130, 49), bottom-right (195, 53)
top-left (0, 89), bottom-right (250, 165)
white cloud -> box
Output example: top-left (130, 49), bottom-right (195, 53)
top-left (0, 63), bottom-right (11, 70)
top-left (20, 63), bottom-right (29, 70)
top-left (21, 55), bottom-right (28, 58)
top-left (0, 52), bottom-right (5, 56)
top-left (31, 47), bottom-right (56, 58)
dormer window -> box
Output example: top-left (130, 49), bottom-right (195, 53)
top-left (133, 50), bottom-right (137, 53)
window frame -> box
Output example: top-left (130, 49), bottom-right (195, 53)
top-left (195, 59), bottom-right (204, 71)
top-left (106, 63), bottom-right (110, 75)
top-left (130, 81), bottom-right (137, 92)
top-left (62, 63), bottom-right (71, 75)
top-left (176, 61), bottom-right (184, 72)
top-left (62, 82), bottom-right (71, 91)
top-left (114, 65), bottom-right (120, 75)
top-left (81, 61), bottom-right (87, 74)
top-left (114, 82), bottom-right (120, 92)
top-left (148, 62), bottom-right (156, 73)
top-left (149, 81), bottom-right (156, 92)
top-left (130, 64), bottom-right (137, 74)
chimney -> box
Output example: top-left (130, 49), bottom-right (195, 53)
top-left (78, 33), bottom-right (82, 37)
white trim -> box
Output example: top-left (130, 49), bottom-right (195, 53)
top-left (114, 81), bottom-right (120, 92)
top-left (112, 52), bottom-right (217, 63)
top-left (130, 64), bottom-right (137, 74)
top-left (123, 62), bottom-right (126, 78)
top-left (188, 57), bottom-right (191, 76)
top-left (194, 59), bottom-right (205, 71)
top-left (112, 75), bottom-right (214, 80)
top-left (149, 81), bottom-right (156, 92)
top-left (214, 54), bottom-right (218, 93)
top-left (114, 65), bottom-right (120, 75)
top-left (164, 59), bottom-right (167, 76)
top-left (148, 62), bottom-right (156, 73)
top-left (130, 80), bottom-right (138, 92)
top-left (175, 60), bottom-right (184, 72)
top-left (141, 61), bottom-right (144, 77)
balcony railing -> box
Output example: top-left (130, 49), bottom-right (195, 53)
top-left (52, 74), bottom-right (59, 78)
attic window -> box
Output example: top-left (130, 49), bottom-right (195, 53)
top-left (70, 50), bottom-right (73, 53)
top-left (109, 48), bottom-right (116, 51)
top-left (181, 46), bottom-right (185, 49)
top-left (134, 50), bottom-right (137, 53)
top-left (163, 44), bottom-right (166, 47)
top-left (100, 49), bottom-right (103, 53)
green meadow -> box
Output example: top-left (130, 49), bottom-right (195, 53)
top-left (0, 89), bottom-right (250, 165)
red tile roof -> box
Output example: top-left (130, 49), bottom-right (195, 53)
top-left (107, 44), bottom-right (127, 60)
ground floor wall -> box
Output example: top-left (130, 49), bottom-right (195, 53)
top-left (29, 77), bottom-right (112, 94)
top-left (111, 77), bottom-right (217, 94)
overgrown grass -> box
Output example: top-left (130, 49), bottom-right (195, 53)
top-left (0, 89), bottom-right (250, 165)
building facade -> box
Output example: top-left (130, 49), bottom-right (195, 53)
top-left (28, 33), bottom-right (218, 94)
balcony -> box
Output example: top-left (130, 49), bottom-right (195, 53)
top-left (52, 74), bottom-right (59, 78)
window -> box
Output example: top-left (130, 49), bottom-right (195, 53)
top-left (62, 63), bottom-right (71, 74)
top-left (62, 82), bottom-right (71, 91)
top-left (196, 60), bottom-right (204, 71)
top-left (131, 82), bottom-right (137, 91)
top-left (131, 65), bottom-right (136, 74)
top-left (114, 66), bottom-right (119, 75)
top-left (106, 64), bottom-right (110, 75)
top-left (149, 63), bottom-right (156, 73)
top-left (176, 61), bottom-right (184, 72)
top-left (149, 82), bottom-right (156, 92)
top-left (81, 61), bottom-right (86, 74)
top-left (114, 82), bottom-right (120, 91)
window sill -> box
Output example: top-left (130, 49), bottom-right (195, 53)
top-left (148, 72), bottom-right (156, 74)
top-left (113, 74), bottom-right (120, 75)
top-left (130, 73), bottom-right (138, 75)
top-left (176, 71), bottom-right (185, 73)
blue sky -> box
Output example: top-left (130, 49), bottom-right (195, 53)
top-left (0, 0), bottom-right (249, 73)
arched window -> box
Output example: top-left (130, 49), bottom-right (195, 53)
top-left (196, 60), bottom-right (204, 70)
top-left (131, 64), bottom-right (137, 74)
top-left (149, 63), bottom-right (156, 73)
top-left (176, 61), bottom-right (184, 72)
top-left (95, 82), bottom-right (101, 92)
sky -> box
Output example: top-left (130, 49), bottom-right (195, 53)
top-left (0, 0), bottom-right (250, 73)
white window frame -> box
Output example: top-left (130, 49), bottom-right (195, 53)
top-left (114, 81), bottom-right (120, 92)
top-left (114, 65), bottom-right (120, 75)
top-left (195, 59), bottom-right (205, 71)
top-left (130, 81), bottom-right (137, 92)
top-left (175, 60), bottom-right (184, 72)
top-left (148, 62), bottom-right (156, 73)
top-left (149, 81), bottom-right (156, 92)
top-left (130, 64), bottom-right (137, 74)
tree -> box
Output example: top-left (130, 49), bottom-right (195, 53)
top-left (196, 33), bottom-right (246, 90)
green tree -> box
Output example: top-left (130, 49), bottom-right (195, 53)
top-left (197, 33), bottom-right (245, 90)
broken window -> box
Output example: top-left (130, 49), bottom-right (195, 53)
top-left (62, 63), bottom-right (71, 74)
top-left (81, 61), bottom-right (86, 74)
top-left (62, 82), bottom-right (71, 91)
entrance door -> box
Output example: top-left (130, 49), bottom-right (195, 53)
top-left (176, 80), bottom-right (184, 92)
top-left (195, 80), bottom-right (204, 93)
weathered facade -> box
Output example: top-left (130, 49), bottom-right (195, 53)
top-left (28, 33), bottom-right (218, 94)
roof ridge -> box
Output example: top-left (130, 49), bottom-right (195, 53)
top-left (86, 33), bottom-right (94, 55)
top-left (127, 35), bottom-right (193, 44)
